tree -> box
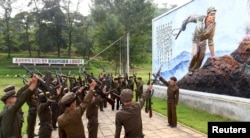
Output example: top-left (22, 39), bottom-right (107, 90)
top-left (61, 0), bottom-right (83, 58)
top-left (0, 0), bottom-right (15, 58)
top-left (14, 12), bottom-right (35, 57)
top-left (90, 0), bottom-right (155, 72)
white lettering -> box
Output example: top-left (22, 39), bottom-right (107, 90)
top-left (212, 126), bottom-right (247, 134)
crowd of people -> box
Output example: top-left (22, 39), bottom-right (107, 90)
top-left (0, 69), bottom-right (179, 138)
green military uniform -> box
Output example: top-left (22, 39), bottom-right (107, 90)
top-left (26, 93), bottom-right (38, 138)
top-left (0, 85), bottom-right (34, 138)
top-left (159, 76), bottom-right (179, 127)
top-left (37, 92), bottom-right (53, 138)
top-left (111, 78), bottom-right (119, 111)
top-left (134, 77), bottom-right (143, 102)
top-left (86, 95), bottom-right (100, 138)
top-left (115, 89), bottom-right (150, 138)
top-left (57, 89), bottom-right (95, 138)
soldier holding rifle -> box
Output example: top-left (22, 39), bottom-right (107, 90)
top-left (57, 79), bottom-right (97, 138)
top-left (115, 85), bottom-right (152, 138)
top-left (0, 74), bottom-right (38, 138)
top-left (157, 74), bottom-right (179, 128)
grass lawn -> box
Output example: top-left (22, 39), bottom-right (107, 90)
top-left (151, 97), bottom-right (235, 134)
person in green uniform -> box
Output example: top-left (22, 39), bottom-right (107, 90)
top-left (57, 79), bottom-right (96, 138)
top-left (0, 74), bottom-right (38, 138)
top-left (115, 85), bottom-right (151, 138)
top-left (26, 92), bottom-right (38, 138)
top-left (158, 76), bottom-right (179, 128)
top-left (37, 92), bottom-right (54, 138)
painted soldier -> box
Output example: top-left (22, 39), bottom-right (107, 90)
top-left (181, 6), bottom-right (217, 75)
top-left (0, 75), bottom-right (38, 138)
top-left (57, 80), bottom-right (96, 138)
top-left (158, 76), bottom-right (179, 127)
top-left (115, 85), bottom-right (151, 138)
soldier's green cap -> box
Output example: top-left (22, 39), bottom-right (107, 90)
top-left (1, 85), bottom-right (16, 102)
top-left (120, 89), bottom-right (133, 103)
top-left (63, 88), bottom-right (69, 93)
top-left (207, 6), bottom-right (216, 14)
top-left (60, 92), bottom-right (76, 105)
top-left (170, 76), bottom-right (177, 82)
top-left (38, 92), bottom-right (50, 97)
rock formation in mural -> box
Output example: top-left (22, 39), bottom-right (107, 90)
top-left (178, 35), bottom-right (250, 98)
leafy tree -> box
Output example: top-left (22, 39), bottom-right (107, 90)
top-left (90, 0), bottom-right (155, 72)
top-left (13, 12), bottom-right (35, 57)
top-left (0, 0), bottom-right (15, 58)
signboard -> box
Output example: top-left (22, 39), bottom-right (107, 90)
top-left (13, 58), bottom-right (84, 65)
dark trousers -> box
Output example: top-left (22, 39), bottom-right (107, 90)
top-left (39, 124), bottom-right (52, 138)
top-left (27, 112), bottom-right (37, 138)
top-left (87, 118), bottom-right (98, 138)
top-left (167, 102), bottom-right (177, 127)
top-left (51, 103), bottom-right (59, 128)
top-left (135, 92), bottom-right (142, 102)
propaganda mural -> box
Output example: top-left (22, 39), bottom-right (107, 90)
top-left (152, 0), bottom-right (250, 98)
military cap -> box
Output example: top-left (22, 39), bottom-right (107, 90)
top-left (72, 86), bottom-right (80, 93)
top-left (170, 76), bottom-right (177, 82)
top-left (1, 85), bottom-right (16, 102)
top-left (61, 92), bottom-right (76, 105)
top-left (63, 87), bottom-right (69, 93)
top-left (38, 92), bottom-right (50, 97)
top-left (4, 85), bottom-right (15, 92)
top-left (120, 89), bottom-right (133, 103)
top-left (207, 6), bottom-right (216, 14)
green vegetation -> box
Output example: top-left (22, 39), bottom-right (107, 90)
top-left (152, 97), bottom-right (235, 134)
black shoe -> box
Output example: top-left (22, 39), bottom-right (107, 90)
top-left (170, 125), bottom-right (177, 128)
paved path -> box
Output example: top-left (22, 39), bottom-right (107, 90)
top-left (26, 104), bottom-right (207, 138)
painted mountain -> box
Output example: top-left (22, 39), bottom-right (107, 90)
top-left (177, 36), bottom-right (250, 98)
top-left (160, 50), bottom-right (231, 80)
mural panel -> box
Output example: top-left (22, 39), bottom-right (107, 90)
top-left (152, 0), bottom-right (250, 98)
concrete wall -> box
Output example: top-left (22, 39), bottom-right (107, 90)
top-left (149, 85), bottom-right (250, 121)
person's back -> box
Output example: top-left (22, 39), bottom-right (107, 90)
top-left (116, 102), bottom-right (143, 137)
top-left (115, 87), bottom-right (151, 138)
top-left (58, 80), bottom-right (96, 138)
